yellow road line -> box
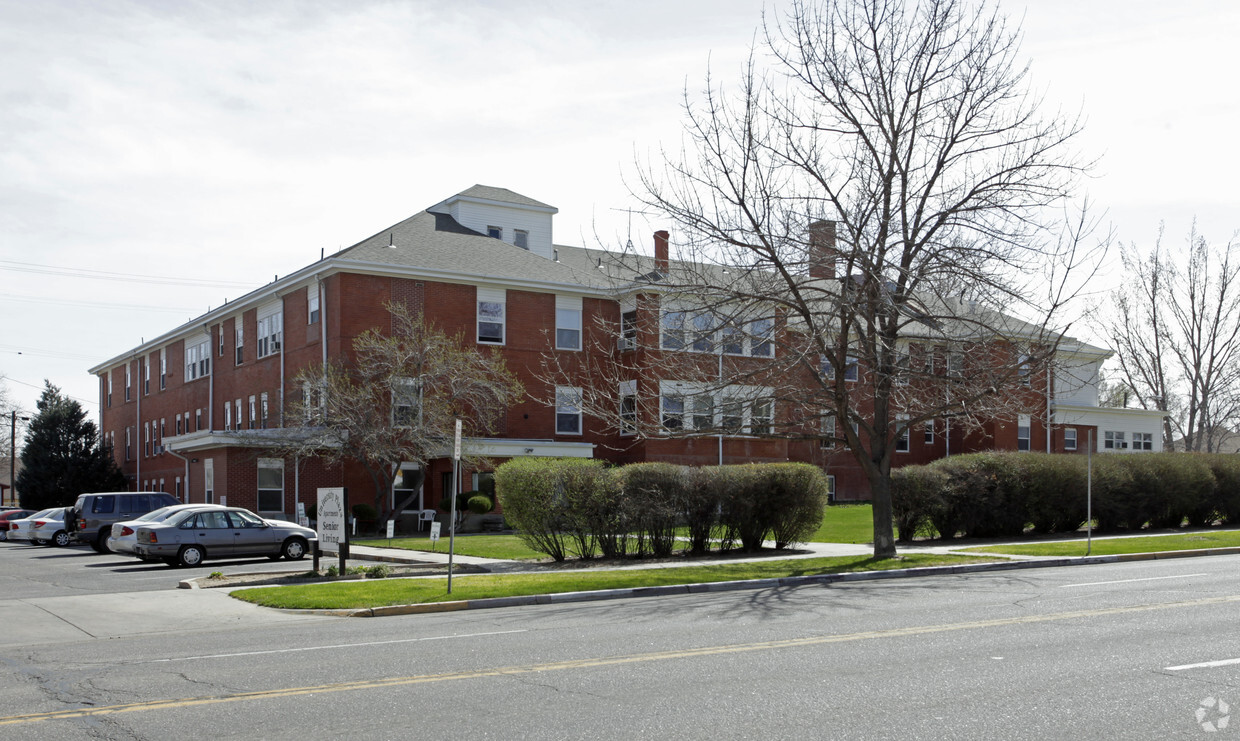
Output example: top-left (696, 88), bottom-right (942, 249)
top-left (4, 593), bottom-right (1237, 726)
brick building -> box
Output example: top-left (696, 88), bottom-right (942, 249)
top-left (88, 185), bottom-right (1164, 520)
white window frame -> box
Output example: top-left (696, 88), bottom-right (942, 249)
top-left (514, 229), bottom-right (529, 250)
top-left (924, 419), bottom-right (935, 445)
top-left (619, 380), bottom-right (637, 436)
top-left (260, 392), bottom-right (269, 428)
top-left (308, 290), bottom-right (320, 324)
top-left (235, 399), bottom-right (242, 430)
top-left (661, 309), bottom-right (687, 350)
top-left (223, 402), bottom-right (231, 431)
top-left (256, 305), bottom-right (283, 359)
top-left (185, 336), bottom-right (211, 381)
top-left (620, 309), bottom-right (638, 351)
top-left (249, 395), bottom-right (257, 428)
top-left (1134, 432), bottom-right (1153, 451)
top-left (555, 386), bottom-right (583, 435)
top-left (203, 458), bottom-right (214, 504)
top-left (895, 414), bottom-right (910, 453)
top-left (822, 355), bottom-right (859, 382)
top-left (159, 348), bottom-right (167, 390)
top-left (750, 397), bottom-right (774, 435)
top-left (555, 296), bottom-right (582, 351)
top-left (748, 317), bottom-right (774, 358)
top-left (1017, 414), bottom-right (1031, 452)
top-left (257, 458), bottom-right (284, 513)
top-left (392, 377), bottom-right (421, 428)
top-left (477, 287), bottom-right (506, 345)
top-left (826, 474), bottom-right (836, 503)
top-left (1104, 430), bottom-right (1127, 450)
top-left (486, 225), bottom-right (502, 240)
top-left (235, 322), bottom-right (244, 365)
top-left (661, 393), bottom-right (685, 431)
top-left (821, 414), bottom-right (836, 448)
top-left (1064, 428), bottom-right (1078, 451)
top-left (125, 363), bottom-right (131, 400)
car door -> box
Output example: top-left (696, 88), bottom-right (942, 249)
top-left (227, 510), bottom-right (275, 557)
top-left (186, 510), bottom-right (235, 556)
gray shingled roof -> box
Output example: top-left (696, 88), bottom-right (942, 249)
top-left (450, 185), bottom-right (557, 211)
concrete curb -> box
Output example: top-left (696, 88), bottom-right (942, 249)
top-left (289, 546), bottom-right (1240, 618)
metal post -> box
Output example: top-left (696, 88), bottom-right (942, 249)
top-left (1086, 429), bottom-right (1093, 556)
top-left (8, 411), bottom-right (15, 506)
top-left (448, 418), bottom-right (462, 594)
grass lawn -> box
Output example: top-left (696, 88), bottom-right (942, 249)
top-left (352, 534), bottom-right (546, 561)
top-left (233, 552), bottom-right (998, 610)
top-left (809, 504), bottom-right (875, 543)
top-left (961, 529), bottom-right (1240, 557)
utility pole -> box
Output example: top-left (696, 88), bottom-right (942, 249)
top-left (9, 411), bottom-right (30, 506)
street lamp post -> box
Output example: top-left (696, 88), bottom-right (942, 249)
top-left (9, 411), bottom-right (30, 506)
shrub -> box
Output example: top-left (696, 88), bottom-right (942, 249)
top-left (351, 503), bottom-right (378, 521)
top-left (1203, 454), bottom-right (1240, 524)
top-left (619, 463), bottom-right (686, 557)
top-left (683, 467), bottom-right (723, 554)
top-left (891, 466), bottom-right (946, 542)
top-left (765, 463), bottom-right (829, 549)
top-left (466, 494), bottom-right (494, 515)
top-left (365, 564), bottom-right (390, 579)
top-left (495, 457), bottom-right (569, 561)
top-left (716, 465), bottom-right (768, 551)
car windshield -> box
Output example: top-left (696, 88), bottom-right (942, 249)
top-left (28, 509), bottom-right (56, 519)
top-left (135, 506), bottom-right (175, 523)
top-left (166, 509), bottom-right (202, 527)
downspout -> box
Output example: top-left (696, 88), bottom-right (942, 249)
top-left (205, 323), bottom-right (214, 432)
top-left (165, 446), bottom-right (191, 503)
top-left (276, 291), bottom-right (285, 426)
top-left (1046, 363), bottom-right (1053, 453)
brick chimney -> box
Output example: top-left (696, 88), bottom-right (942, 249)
top-left (654, 230), bottom-right (669, 273)
top-left (808, 220), bottom-right (837, 280)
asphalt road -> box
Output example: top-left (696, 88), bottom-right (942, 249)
top-left (0, 543), bottom-right (1237, 739)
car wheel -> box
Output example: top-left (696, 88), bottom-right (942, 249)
top-left (53, 530), bottom-right (71, 547)
top-left (178, 545), bottom-right (205, 567)
top-left (0, 530), bottom-right (7, 542)
top-left (33, 538), bottom-right (48, 546)
top-left (96, 530), bottom-right (112, 553)
top-left (281, 537), bottom-right (308, 561)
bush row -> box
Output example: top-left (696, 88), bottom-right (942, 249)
top-left (892, 452), bottom-right (1240, 541)
top-left (494, 459), bottom-right (829, 561)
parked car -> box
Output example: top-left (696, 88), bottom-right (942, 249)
top-left (66, 491), bottom-right (180, 553)
top-left (109, 504), bottom-right (226, 557)
top-left (134, 507), bottom-right (317, 567)
top-left (28, 508), bottom-right (71, 546)
top-left (0, 509), bottom-right (35, 541)
top-left (7, 508), bottom-right (59, 544)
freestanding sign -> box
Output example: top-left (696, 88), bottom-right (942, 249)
top-left (316, 487), bottom-right (348, 573)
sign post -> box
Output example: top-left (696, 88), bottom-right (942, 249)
top-left (316, 487), bottom-right (349, 574)
top-left (448, 418), bottom-right (461, 593)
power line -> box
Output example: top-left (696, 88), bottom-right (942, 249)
top-left (1, 376), bottom-right (97, 408)
top-left (0, 294), bottom-right (197, 314)
top-left (0, 259), bottom-right (257, 289)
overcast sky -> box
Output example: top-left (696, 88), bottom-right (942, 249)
top-left (1, 0), bottom-right (1236, 421)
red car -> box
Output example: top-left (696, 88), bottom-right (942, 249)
top-left (0, 509), bottom-right (35, 542)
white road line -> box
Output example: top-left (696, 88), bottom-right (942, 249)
top-left (1166, 657), bottom-right (1240, 671)
top-left (141, 630), bottom-right (527, 663)
top-left (1059, 573), bottom-right (1208, 588)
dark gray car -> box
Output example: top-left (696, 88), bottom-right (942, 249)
top-left (133, 507), bottom-right (316, 567)
top-left (67, 492), bottom-right (180, 552)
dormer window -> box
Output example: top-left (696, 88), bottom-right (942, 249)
top-left (514, 230), bottom-right (529, 250)
top-left (487, 226), bottom-right (502, 239)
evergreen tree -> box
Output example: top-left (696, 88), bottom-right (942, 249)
top-left (16, 382), bottom-right (126, 509)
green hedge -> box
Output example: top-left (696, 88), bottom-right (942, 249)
top-left (495, 459), bottom-right (828, 559)
top-left (892, 451), bottom-right (1240, 540)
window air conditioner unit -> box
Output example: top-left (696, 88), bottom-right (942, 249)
top-left (619, 338), bottom-right (635, 351)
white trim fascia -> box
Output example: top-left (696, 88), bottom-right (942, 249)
top-left (1053, 403), bottom-right (1167, 425)
top-left (430, 438), bottom-right (595, 459)
top-left (433, 194), bottom-right (559, 215)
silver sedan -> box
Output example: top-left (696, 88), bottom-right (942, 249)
top-left (108, 503), bottom-right (226, 557)
top-left (134, 507), bottom-right (317, 567)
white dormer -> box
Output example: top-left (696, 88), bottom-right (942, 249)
top-left (430, 185), bottom-right (558, 259)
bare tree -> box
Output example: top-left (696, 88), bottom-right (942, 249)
top-left (554, 0), bottom-right (1095, 559)
top-left (268, 302), bottom-right (523, 524)
top-left (1100, 224), bottom-right (1240, 451)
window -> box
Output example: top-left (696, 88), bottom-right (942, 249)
top-left (1018, 354), bottom-right (1032, 387)
top-left (204, 458), bottom-right (214, 504)
top-left (619, 380), bottom-right (637, 435)
top-left (1064, 428), bottom-right (1078, 451)
top-left (662, 394), bottom-right (685, 430)
top-left (308, 290), bottom-right (320, 324)
top-left (159, 349), bottom-right (166, 390)
top-left (195, 408), bottom-right (201, 431)
top-left (107, 373), bottom-right (113, 407)
top-left (175, 477), bottom-right (182, 500)
top-left (721, 399), bottom-right (744, 434)
top-left (691, 394), bottom-right (714, 431)
top-left (895, 414), bottom-right (910, 453)
top-left (620, 310), bottom-right (638, 351)
top-left (661, 310), bottom-right (687, 350)
top-left (1017, 414), bottom-right (1031, 452)
top-left (260, 392), bottom-right (269, 428)
top-left (894, 350), bottom-right (910, 385)
top-left (125, 427), bottom-right (131, 461)
top-left (821, 414), bottom-right (836, 448)
top-left (303, 380), bottom-right (325, 424)
top-left (144, 358), bottom-right (149, 395)
top-left (487, 226), bottom-right (502, 240)
top-left (556, 297), bottom-right (582, 350)
top-left (1134, 432), bottom-right (1153, 451)
top-left (749, 318), bottom-right (774, 358)
top-left (924, 419), bottom-right (935, 445)
top-left (249, 395), bottom-right (257, 428)
top-left (691, 312), bottom-right (715, 352)
top-left (822, 355), bottom-right (859, 382)
top-left (514, 229), bottom-right (529, 250)
top-left (477, 288), bottom-right (506, 344)
top-left (257, 308), bottom-right (283, 358)
top-left (720, 325), bottom-right (743, 355)
top-left (750, 398), bottom-right (773, 435)
top-left (235, 399), bottom-right (242, 430)
top-left (392, 377), bottom-right (420, 427)
top-left (144, 422), bottom-right (151, 457)
top-left (185, 337), bottom-right (211, 380)
top-left (257, 459), bottom-right (284, 513)
top-left (826, 475), bottom-right (836, 503)
top-left (555, 386), bottom-right (582, 435)
top-left (125, 364), bottom-right (131, 401)
top-left (159, 418), bottom-right (166, 444)
top-left (223, 402), bottom-right (231, 431)
top-left (1104, 431), bottom-right (1127, 450)
top-left (235, 323), bottom-right (244, 365)
top-left (948, 352), bottom-right (964, 378)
